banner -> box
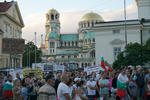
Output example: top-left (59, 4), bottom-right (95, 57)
top-left (22, 69), bottom-right (43, 79)
top-left (84, 66), bottom-right (104, 75)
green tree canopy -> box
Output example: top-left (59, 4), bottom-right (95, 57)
top-left (23, 42), bottom-right (42, 67)
top-left (113, 42), bottom-right (150, 69)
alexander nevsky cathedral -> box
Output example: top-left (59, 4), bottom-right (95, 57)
top-left (41, 0), bottom-right (150, 68)
top-left (40, 9), bottom-right (102, 68)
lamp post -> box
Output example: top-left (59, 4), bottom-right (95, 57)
top-left (35, 32), bottom-right (37, 68)
top-left (124, 0), bottom-right (127, 46)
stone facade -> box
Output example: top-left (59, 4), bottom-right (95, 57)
top-left (0, 1), bottom-right (24, 68)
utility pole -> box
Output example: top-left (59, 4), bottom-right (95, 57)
top-left (35, 32), bottom-right (37, 68)
top-left (124, 0), bottom-right (127, 46)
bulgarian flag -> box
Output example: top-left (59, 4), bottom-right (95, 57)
top-left (116, 79), bottom-right (127, 98)
top-left (101, 57), bottom-right (107, 73)
top-left (104, 61), bottom-right (112, 71)
top-left (3, 81), bottom-right (13, 98)
top-left (71, 90), bottom-right (76, 100)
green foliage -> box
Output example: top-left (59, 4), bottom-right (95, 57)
top-left (22, 42), bottom-right (42, 67)
top-left (146, 38), bottom-right (150, 50)
top-left (113, 42), bottom-right (150, 69)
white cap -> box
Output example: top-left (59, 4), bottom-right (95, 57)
top-left (74, 78), bottom-right (81, 82)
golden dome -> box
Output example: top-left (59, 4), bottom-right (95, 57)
top-left (80, 12), bottom-right (104, 22)
top-left (48, 8), bottom-right (59, 14)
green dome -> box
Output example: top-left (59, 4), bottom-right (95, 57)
top-left (48, 32), bottom-right (59, 39)
top-left (84, 32), bottom-right (95, 40)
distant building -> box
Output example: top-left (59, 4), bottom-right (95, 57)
top-left (41, 9), bottom-right (104, 68)
top-left (41, 0), bottom-right (150, 68)
top-left (0, 1), bottom-right (24, 68)
top-left (94, 0), bottom-right (150, 65)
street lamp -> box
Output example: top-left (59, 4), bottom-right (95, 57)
top-left (35, 32), bottom-right (37, 67)
top-left (124, 0), bottom-right (127, 46)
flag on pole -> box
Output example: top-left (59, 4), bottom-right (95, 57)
top-left (101, 57), bottom-right (107, 73)
top-left (71, 90), bottom-right (76, 100)
top-left (104, 61), bottom-right (112, 71)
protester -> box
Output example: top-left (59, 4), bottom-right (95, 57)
top-left (38, 74), bottom-right (56, 100)
top-left (54, 72), bottom-right (61, 94)
top-left (0, 73), bottom-right (4, 100)
top-left (146, 79), bottom-right (150, 100)
top-left (136, 68), bottom-right (145, 100)
top-left (57, 74), bottom-right (71, 100)
top-left (12, 79), bottom-right (22, 100)
top-left (76, 80), bottom-right (88, 100)
top-left (86, 76), bottom-right (96, 100)
top-left (127, 71), bottom-right (137, 100)
top-left (3, 74), bottom-right (13, 100)
top-left (117, 69), bottom-right (129, 100)
top-left (22, 77), bottom-right (29, 100)
top-left (98, 72), bottom-right (110, 100)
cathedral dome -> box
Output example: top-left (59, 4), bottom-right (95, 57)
top-left (48, 32), bottom-right (59, 39)
top-left (80, 12), bottom-right (104, 22)
top-left (48, 8), bottom-right (59, 14)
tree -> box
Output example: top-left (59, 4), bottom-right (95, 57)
top-left (146, 38), bottom-right (150, 50)
top-left (112, 42), bottom-right (150, 69)
top-left (22, 42), bottom-right (42, 67)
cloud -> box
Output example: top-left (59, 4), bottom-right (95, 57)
top-left (22, 5), bottom-right (138, 46)
top-left (101, 5), bottom-right (138, 21)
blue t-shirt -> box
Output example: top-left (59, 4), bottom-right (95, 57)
top-left (99, 79), bottom-right (109, 95)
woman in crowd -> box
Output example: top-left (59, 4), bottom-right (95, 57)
top-left (22, 77), bottom-right (29, 100)
top-left (97, 72), bottom-right (110, 100)
top-left (76, 80), bottom-right (88, 100)
top-left (12, 79), bottom-right (22, 100)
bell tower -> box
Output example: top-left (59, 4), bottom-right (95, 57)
top-left (137, 0), bottom-right (150, 19)
top-left (45, 9), bottom-right (60, 49)
top-left (45, 9), bottom-right (60, 34)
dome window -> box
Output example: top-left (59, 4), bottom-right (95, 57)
top-left (51, 14), bottom-right (54, 20)
top-left (55, 14), bottom-right (58, 19)
top-left (92, 22), bottom-right (94, 27)
top-left (88, 22), bottom-right (90, 27)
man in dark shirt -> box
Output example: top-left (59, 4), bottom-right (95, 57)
top-left (136, 68), bottom-right (145, 100)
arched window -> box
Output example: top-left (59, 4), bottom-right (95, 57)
top-left (84, 23), bottom-right (86, 27)
top-left (61, 42), bottom-right (63, 46)
top-left (55, 14), bottom-right (58, 19)
top-left (93, 39), bottom-right (95, 42)
top-left (51, 14), bottom-right (54, 20)
top-left (85, 63), bottom-right (87, 67)
top-left (92, 21), bottom-right (94, 27)
top-left (72, 41), bottom-right (74, 46)
top-left (88, 22), bottom-right (90, 27)
top-left (68, 42), bottom-right (70, 46)
top-left (76, 42), bottom-right (78, 46)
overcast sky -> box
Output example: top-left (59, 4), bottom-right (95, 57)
top-left (0, 0), bottom-right (138, 45)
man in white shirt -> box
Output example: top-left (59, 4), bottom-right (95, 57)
top-left (86, 77), bottom-right (96, 100)
top-left (57, 74), bottom-right (71, 100)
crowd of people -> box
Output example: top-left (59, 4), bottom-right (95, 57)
top-left (0, 68), bottom-right (150, 100)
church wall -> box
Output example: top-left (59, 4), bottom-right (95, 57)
top-left (95, 27), bottom-right (141, 65)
